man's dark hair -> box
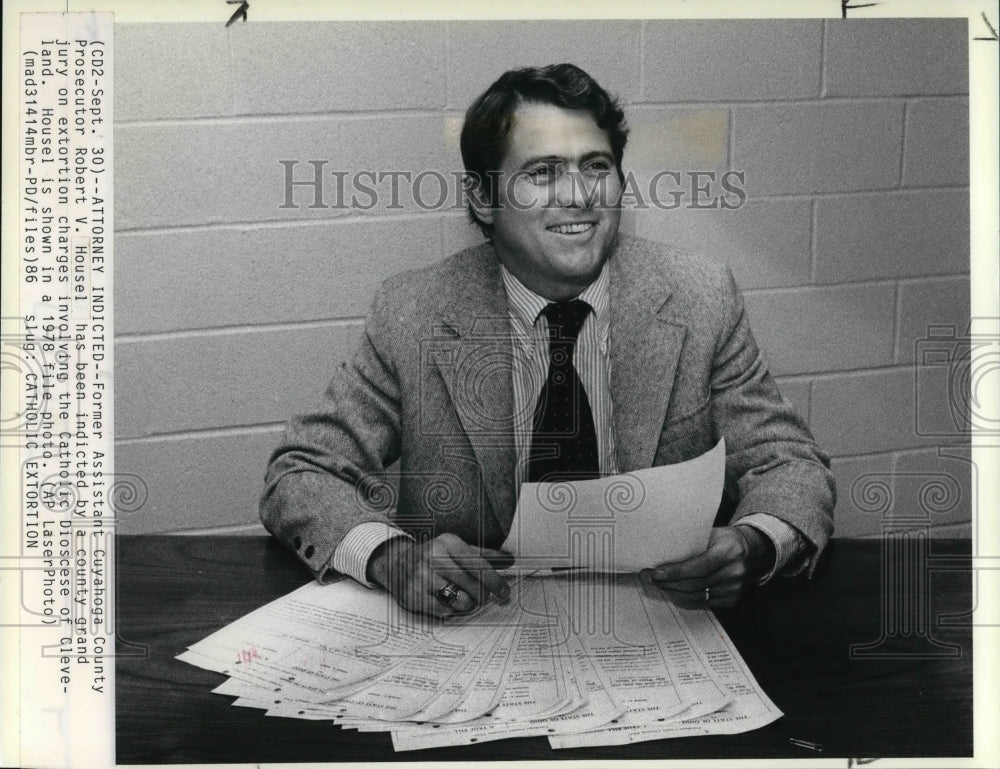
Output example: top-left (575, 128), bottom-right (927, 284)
top-left (460, 63), bottom-right (629, 237)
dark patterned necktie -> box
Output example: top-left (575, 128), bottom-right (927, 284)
top-left (527, 299), bottom-right (600, 483)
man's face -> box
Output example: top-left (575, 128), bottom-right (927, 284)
top-left (478, 102), bottom-right (622, 301)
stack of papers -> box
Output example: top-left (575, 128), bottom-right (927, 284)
top-left (177, 572), bottom-right (782, 751)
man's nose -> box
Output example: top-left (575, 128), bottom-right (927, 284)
top-left (552, 169), bottom-right (593, 208)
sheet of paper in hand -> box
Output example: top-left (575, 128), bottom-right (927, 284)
top-left (501, 438), bottom-right (725, 572)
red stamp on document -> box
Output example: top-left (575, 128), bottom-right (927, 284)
top-left (235, 645), bottom-right (260, 665)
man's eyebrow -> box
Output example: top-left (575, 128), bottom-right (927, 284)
top-left (518, 150), bottom-right (615, 169)
top-left (518, 154), bottom-right (564, 169)
top-left (579, 150), bottom-right (615, 164)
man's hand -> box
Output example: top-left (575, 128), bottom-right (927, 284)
top-left (641, 526), bottom-right (775, 609)
top-left (366, 534), bottom-right (513, 618)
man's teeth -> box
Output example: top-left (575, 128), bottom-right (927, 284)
top-left (549, 222), bottom-right (595, 234)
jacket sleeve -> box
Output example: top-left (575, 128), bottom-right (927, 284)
top-left (710, 266), bottom-right (836, 575)
top-left (259, 282), bottom-right (404, 582)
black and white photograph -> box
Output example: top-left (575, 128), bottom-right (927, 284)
top-left (2, 1), bottom-right (997, 767)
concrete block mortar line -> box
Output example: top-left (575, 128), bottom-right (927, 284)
top-left (902, 94), bottom-right (972, 104)
top-left (743, 277), bottom-right (899, 299)
top-left (893, 280), bottom-right (903, 364)
top-left (828, 448), bottom-right (897, 464)
top-left (769, 363), bottom-right (916, 386)
top-left (113, 97), bottom-right (972, 130)
top-left (894, 273), bottom-right (972, 287)
top-left (116, 421), bottom-right (286, 447)
top-left (726, 106), bottom-right (733, 172)
top-left (116, 209), bottom-right (460, 237)
top-left (892, 444), bottom-right (973, 460)
top-left (898, 100), bottom-right (910, 189)
top-left (638, 19), bottom-right (646, 103)
top-left (116, 108), bottom-right (455, 128)
top-left (818, 19), bottom-right (828, 99)
top-left (626, 95), bottom-right (930, 111)
top-left (173, 523), bottom-right (269, 537)
top-left (744, 184), bottom-right (971, 204)
top-left (115, 317), bottom-right (365, 344)
top-left (444, 20), bottom-right (450, 110)
top-left (809, 198), bottom-right (818, 283)
top-left (225, 14), bottom-right (237, 116)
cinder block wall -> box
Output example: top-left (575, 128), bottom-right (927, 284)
top-left (115, 19), bottom-right (971, 537)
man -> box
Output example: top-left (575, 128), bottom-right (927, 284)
top-left (261, 64), bottom-right (835, 618)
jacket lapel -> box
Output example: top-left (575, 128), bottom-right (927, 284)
top-left (609, 238), bottom-right (685, 471)
top-left (431, 246), bottom-right (519, 535)
top-left (427, 236), bottom-right (685, 532)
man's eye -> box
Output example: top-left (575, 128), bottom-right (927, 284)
top-left (527, 165), bottom-right (558, 181)
top-left (584, 160), bottom-right (612, 174)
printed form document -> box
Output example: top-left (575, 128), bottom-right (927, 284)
top-left (178, 438), bottom-right (782, 749)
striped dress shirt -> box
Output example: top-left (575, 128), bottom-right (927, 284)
top-left (503, 261), bottom-right (618, 484)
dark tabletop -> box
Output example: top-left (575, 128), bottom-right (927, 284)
top-left (115, 535), bottom-right (972, 764)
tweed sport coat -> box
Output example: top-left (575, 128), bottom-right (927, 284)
top-left (260, 235), bottom-right (836, 583)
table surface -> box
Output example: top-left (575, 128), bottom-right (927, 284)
top-left (115, 535), bottom-right (972, 764)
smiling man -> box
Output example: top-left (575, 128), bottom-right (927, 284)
top-left (261, 64), bottom-right (835, 617)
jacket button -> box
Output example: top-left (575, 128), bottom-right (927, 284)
top-left (304, 545), bottom-right (315, 559)
top-left (293, 536), bottom-right (302, 550)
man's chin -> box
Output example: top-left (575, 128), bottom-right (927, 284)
top-left (553, 254), bottom-right (608, 289)
top-left (559, 239), bottom-right (615, 276)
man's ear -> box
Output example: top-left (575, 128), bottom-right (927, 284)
top-left (465, 174), bottom-right (495, 227)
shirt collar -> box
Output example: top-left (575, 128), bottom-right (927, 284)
top-left (500, 261), bottom-right (611, 348)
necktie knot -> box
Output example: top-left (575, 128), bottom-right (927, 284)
top-left (540, 299), bottom-right (592, 343)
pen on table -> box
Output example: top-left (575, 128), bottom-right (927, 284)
top-left (788, 737), bottom-right (823, 751)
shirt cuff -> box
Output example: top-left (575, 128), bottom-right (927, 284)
top-left (331, 522), bottom-right (414, 588)
top-left (735, 514), bottom-right (806, 585)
